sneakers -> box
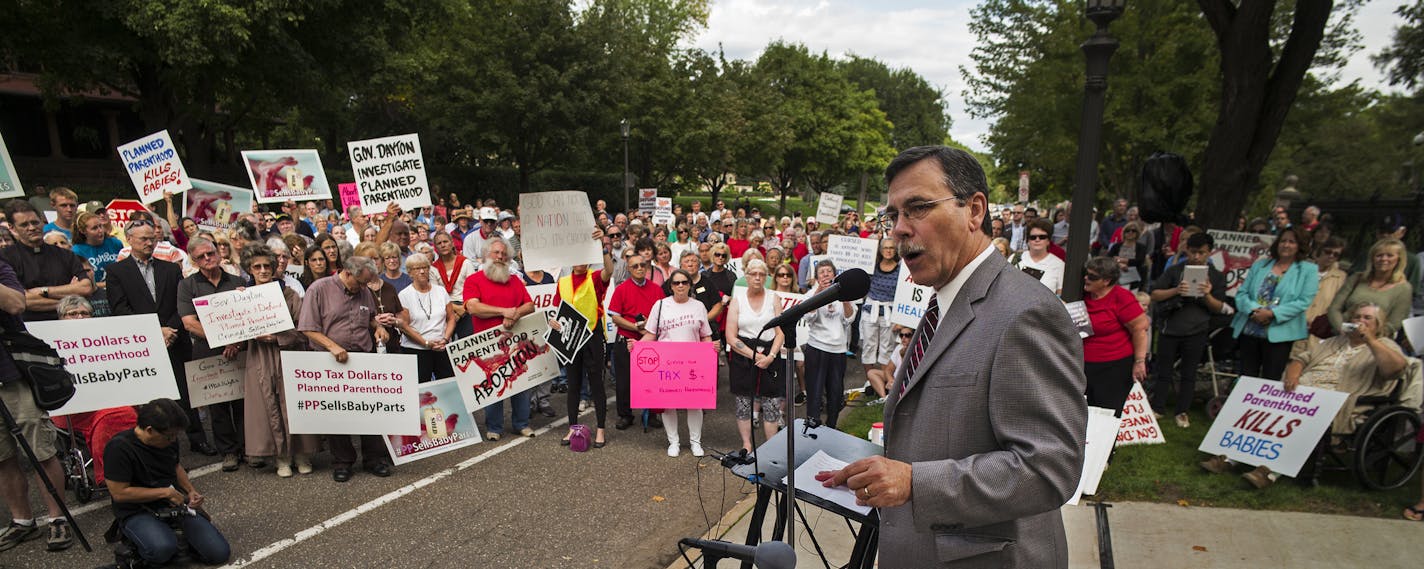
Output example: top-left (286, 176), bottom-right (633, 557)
top-left (294, 454), bottom-right (314, 475)
top-left (519, 427), bottom-right (536, 438)
top-left (0, 520), bottom-right (39, 552)
top-left (221, 453), bottom-right (241, 472)
top-left (1174, 414), bottom-right (1191, 429)
top-left (579, 400), bottom-right (590, 412)
top-left (667, 444), bottom-right (680, 457)
top-left (691, 443), bottom-right (705, 457)
top-left (46, 519), bottom-right (73, 551)
top-left (794, 391), bottom-right (807, 406)
top-left (1199, 455), bottom-right (1232, 474)
top-left (275, 457), bottom-right (293, 478)
top-left (485, 432), bottom-right (501, 442)
top-left (1242, 466), bottom-right (1275, 489)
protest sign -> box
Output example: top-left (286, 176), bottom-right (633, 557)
top-left (242, 149), bottom-right (333, 203)
top-left (602, 284), bottom-right (617, 344)
top-left (192, 282), bottom-right (295, 348)
top-left (727, 258), bottom-right (744, 279)
top-left (184, 355), bottom-right (245, 407)
top-left (446, 314), bottom-right (559, 407)
top-left (105, 199), bottom-right (148, 227)
top-left (519, 191), bottom-right (601, 272)
top-left (1063, 300), bottom-right (1093, 338)
top-left (282, 351), bottom-right (419, 435)
top-left (185, 179), bottom-right (253, 232)
top-left (348, 133), bottom-right (431, 214)
top-left (0, 132), bottom-right (22, 199)
top-left (1198, 376), bottom-right (1348, 477)
top-left (1206, 230), bottom-right (1274, 297)
top-left (1068, 407), bottom-right (1121, 505)
top-left (630, 341), bottom-right (718, 409)
top-left (891, 261), bottom-right (932, 328)
top-left (815, 192), bottom-right (843, 225)
top-left (28, 314), bottom-right (178, 416)
top-left (1116, 383), bottom-right (1165, 446)
top-left (1018, 171), bottom-right (1030, 203)
top-left (544, 301), bottom-right (592, 365)
top-left (117, 130), bottom-right (191, 203)
top-left (827, 235), bottom-right (877, 275)
top-left (1404, 316), bottom-right (1424, 352)
top-left (382, 377), bottom-right (483, 465)
top-left (338, 183), bottom-right (360, 214)
top-left (775, 292), bottom-right (812, 352)
top-left (528, 283), bottom-right (558, 321)
top-left (639, 188), bottom-right (658, 215)
top-left (653, 197), bottom-right (674, 226)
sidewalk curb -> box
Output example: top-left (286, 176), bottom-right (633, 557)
top-left (664, 491), bottom-right (761, 569)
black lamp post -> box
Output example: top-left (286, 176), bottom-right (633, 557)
top-left (620, 118), bottom-right (631, 215)
top-left (1062, 0), bottom-right (1126, 303)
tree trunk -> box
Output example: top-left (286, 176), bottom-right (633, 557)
top-left (1193, 0), bottom-right (1333, 230)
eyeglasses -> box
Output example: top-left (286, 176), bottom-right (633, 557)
top-left (192, 251), bottom-right (217, 260)
top-left (898, 331), bottom-right (914, 338)
top-left (628, 262), bottom-right (649, 269)
top-left (249, 263), bottom-right (273, 271)
top-left (62, 310), bottom-right (91, 318)
top-left (776, 273), bottom-right (793, 278)
top-left (669, 280), bottom-right (690, 286)
top-left (878, 196), bottom-right (964, 228)
top-left (1028, 234), bottom-right (1050, 241)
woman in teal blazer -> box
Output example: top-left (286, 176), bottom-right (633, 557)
top-left (1231, 226), bottom-right (1319, 380)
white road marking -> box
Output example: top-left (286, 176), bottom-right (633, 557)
top-left (68, 462), bottom-right (224, 518)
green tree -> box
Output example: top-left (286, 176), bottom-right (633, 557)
top-left (840, 56), bottom-right (951, 149)
top-left (1375, 0), bottom-right (1424, 91)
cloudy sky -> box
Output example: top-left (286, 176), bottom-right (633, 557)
top-left (684, 0), bottom-right (1410, 153)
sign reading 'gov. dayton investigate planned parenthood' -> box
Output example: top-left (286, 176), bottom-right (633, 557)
top-left (348, 133), bottom-right (431, 215)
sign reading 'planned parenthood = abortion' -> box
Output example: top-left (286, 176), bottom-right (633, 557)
top-left (445, 314), bottom-right (559, 406)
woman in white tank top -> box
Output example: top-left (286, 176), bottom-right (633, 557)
top-left (725, 260), bottom-right (787, 452)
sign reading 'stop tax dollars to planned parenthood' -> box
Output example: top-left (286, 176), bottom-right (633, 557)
top-left (630, 341), bottom-right (718, 409)
top-left (117, 130), bottom-right (192, 204)
top-left (348, 133), bottom-right (431, 215)
top-left (518, 191), bottom-right (602, 272)
top-left (281, 351), bottom-right (419, 435)
top-left (1198, 376), bottom-right (1347, 477)
top-left (192, 282), bottom-right (295, 348)
top-left (27, 314), bottom-right (178, 416)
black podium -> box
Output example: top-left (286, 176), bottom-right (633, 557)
top-left (729, 419), bottom-right (882, 569)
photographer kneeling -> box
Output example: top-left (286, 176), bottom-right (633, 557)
top-left (104, 399), bottom-right (230, 565)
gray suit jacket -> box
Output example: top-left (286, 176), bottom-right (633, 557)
top-left (880, 251), bottom-right (1087, 568)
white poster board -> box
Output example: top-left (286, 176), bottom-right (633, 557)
top-left (0, 131), bottom-right (23, 199)
top-left (1116, 383), bottom-right (1165, 446)
top-left (382, 376), bottom-right (483, 465)
top-left (445, 314), bottom-right (560, 407)
top-left (117, 130), bottom-right (192, 204)
top-left (1068, 406), bottom-right (1121, 505)
top-left (348, 133), bottom-right (432, 215)
top-left (1197, 376), bottom-right (1348, 477)
top-left (28, 314), bottom-right (178, 416)
top-left (519, 191), bottom-right (601, 272)
top-left (827, 235), bottom-right (877, 275)
top-left (815, 192), bottom-right (843, 225)
top-left (1403, 316), bottom-right (1424, 351)
top-left (282, 351), bottom-right (420, 435)
top-left (1206, 230), bottom-right (1274, 298)
top-left (184, 355), bottom-right (246, 407)
top-left (242, 149), bottom-right (333, 203)
top-left (653, 197), bottom-right (674, 226)
top-left (191, 282), bottom-right (295, 348)
top-left (639, 188), bottom-right (658, 215)
top-left (891, 261), bottom-right (932, 329)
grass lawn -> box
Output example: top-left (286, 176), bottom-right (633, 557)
top-left (835, 404), bottom-right (1421, 519)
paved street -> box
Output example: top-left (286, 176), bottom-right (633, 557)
top-left (0, 357), bottom-right (818, 569)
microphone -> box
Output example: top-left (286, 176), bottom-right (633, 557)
top-left (678, 538), bottom-right (796, 569)
top-left (761, 268), bottom-right (871, 333)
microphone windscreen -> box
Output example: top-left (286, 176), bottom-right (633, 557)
top-left (833, 268), bottom-right (871, 301)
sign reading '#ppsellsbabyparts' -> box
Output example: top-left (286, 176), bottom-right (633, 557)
top-left (382, 377), bottom-right (483, 465)
top-left (1116, 383), bottom-right (1165, 446)
top-left (445, 314), bottom-right (559, 406)
top-left (630, 341), bottom-right (717, 409)
top-left (191, 282), bottom-right (295, 348)
top-left (1198, 376), bottom-right (1348, 477)
top-left (117, 130), bottom-right (192, 203)
top-left (348, 133), bottom-right (431, 215)
top-left (184, 355), bottom-right (245, 407)
top-left (282, 351), bottom-right (419, 435)
top-left (28, 314), bottom-right (178, 416)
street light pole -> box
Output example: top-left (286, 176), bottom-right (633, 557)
top-left (1062, 0), bottom-right (1125, 303)
top-left (621, 118), bottom-right (631, 216)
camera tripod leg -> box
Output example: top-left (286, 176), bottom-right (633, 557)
top-left (0, 398), bottom-right (91, 551)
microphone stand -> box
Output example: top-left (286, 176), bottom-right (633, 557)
top-left (776, 318), bottom-right (798, 551)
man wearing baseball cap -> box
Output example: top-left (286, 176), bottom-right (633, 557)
top-left (460, 207), bottom-right (502, 262)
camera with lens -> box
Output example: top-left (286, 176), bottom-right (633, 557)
top-left (1342, 322), bottom-right (1360, 334)
top-left (151, 506), bottom-right (195, 521)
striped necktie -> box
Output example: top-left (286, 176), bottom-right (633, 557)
top-left (901, 295), bottom-right (940, 394)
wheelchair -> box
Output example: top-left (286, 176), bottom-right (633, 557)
top-left (51, 416), bottom-right (106, 503)
top-left (1313, 357), bottom-right (1424, 491)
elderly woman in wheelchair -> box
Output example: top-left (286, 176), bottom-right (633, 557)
top-left (1202, 302), bottom-right (1418, 489)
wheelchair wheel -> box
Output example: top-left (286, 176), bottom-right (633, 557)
top-left (1352, 406), bottom-right (1424, 491)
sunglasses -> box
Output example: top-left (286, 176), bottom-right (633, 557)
top-left (608, 232), bottom-right (622, 238)
top-left (776, 273), bottom-right (793, 278)
top-left (714, 253), bottom-right (727, 259)
top-left (898, 331), bottom-right (914, 338)
top-left (1027, 234), bottom-right (1050, 241)
top-left (1084, 272), bottom-right (1107, 281)
top-left (669, 280), bottom-right (690, 286)
top-left (628, 262), bottom-right (649, 269)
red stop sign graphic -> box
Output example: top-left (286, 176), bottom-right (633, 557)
top-left (105, 199), bottom-right (149, 225)
top-left (635, 346), bottom-right (660, 373)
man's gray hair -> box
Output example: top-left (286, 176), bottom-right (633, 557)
top-left (485, 235), bottom-right (509, 252)
top-left (884, 146), bottom-right (988, 203)
top-left (404, 252), bottom-right (431, 270)
top-left (265, 238), bottom-right (290, 254)
top-left (343, 255), bottom-right (378, 278)
top-left (188, 237), bottom-right (216, 256)
top-left (55, 295), bottom-right (92, 318)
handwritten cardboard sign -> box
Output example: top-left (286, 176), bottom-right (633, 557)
top-left (348, 133), bottom-right (431, 215)
top-left (382, 376), bottom-right (483, 465)
top-left (28, 314), bottom-right (178, 416)
top-left (192, 282), bottom-right (295, 348)
top-left (445, 314), bottom-right (559, 407)
top-left (518, 191), bottom-right (601, 273)
top-left (827, 235), bottom-right (877, 275)
top-left (815, 192), bottom-right (843, 225)
top-left (338, 182), bottom-right (361, 214)
top-left (1198, 376), bottom-right (1348, 477)
top-left (117, 130), bottom-right (191, 203)
top-left (282, 351), bottom-right (419, 435)
top-left (630, 341), bottom-right (718, 409)
top-left (184, 355), bottom-right (245, 407)
top-left (1116, 383), bottom-right (1165, 446)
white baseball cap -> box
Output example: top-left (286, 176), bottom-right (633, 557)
top-left (479, 207), bottom-right (499, 221)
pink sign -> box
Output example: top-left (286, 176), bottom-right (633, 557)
top-left (338, 183), bottom-right (360, 216)
top-left (630, 341), bottom-right (717, 409)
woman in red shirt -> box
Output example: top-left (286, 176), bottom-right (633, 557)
top-left (1081, 256), bottom-right (1150, 416)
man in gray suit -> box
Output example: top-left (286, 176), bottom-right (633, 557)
top-left (819, 146), bottom-right (1087, 568)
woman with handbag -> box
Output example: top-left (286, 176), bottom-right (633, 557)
top-left (724, 260), bottom-right (786, 454)
top-left (640, 269), bottom-right (714, 457)
top-left (1231, 227), bottom-right (1319, 381)
top-left (1327, 238), bottom-right (1412, 340)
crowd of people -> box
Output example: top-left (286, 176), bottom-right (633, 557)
top-left (0, 172), bottom-right (1422, 564)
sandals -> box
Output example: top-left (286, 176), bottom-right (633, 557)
top-left (1403, 505), bottom-right (1424, 521)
